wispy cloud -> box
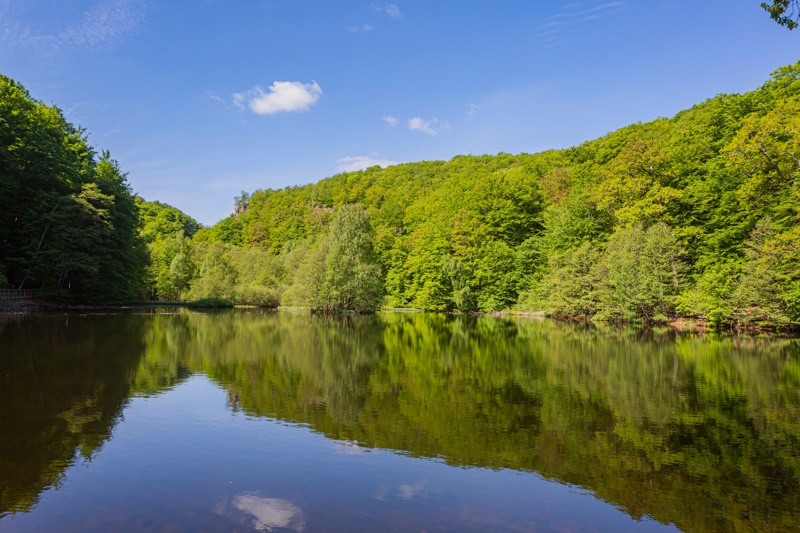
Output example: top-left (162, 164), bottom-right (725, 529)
top-left (351, 3), bottom-right (401, 31)
top-left (382, 114), bottom-right (398, 126)
top-left (62, 0), bottom-right (146, 47)
top-left (408, 117), bottom-right (448, 135)
top-left (207, 92), bottom-right (226, 105)
top-left (466, 103), bottom-right (480, 117)
top-left (1, 0), bottom-right (146, 52)
top-left (584, 2), bottom-right (624, 15)
top-left (385, 4), bottom-right (402, 18)
top-left (347, 23), bottom-right (374, 33)
top-left (398, 481), bottom-right (428, 501)
top-left (337, 154), bottom-right (398, 172)
top-left (371, 3), bottom-right (403, 18)
top-left (233, 81), bottom-right (323, 115)
top-left (537, 1), bottom-right (624, 47)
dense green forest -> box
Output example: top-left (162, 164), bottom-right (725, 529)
top-left (2, 63), bottom-right (799, 326)
top-left (0, 75), bottom-right (146, 302)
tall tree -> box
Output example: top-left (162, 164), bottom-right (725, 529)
top-left (1, 76), bottom-right (145, 302)
top-left (326, 204), bottom-right (383, 312)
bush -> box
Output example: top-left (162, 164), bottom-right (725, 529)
top-left (188, 298), bottom-right (234, 308)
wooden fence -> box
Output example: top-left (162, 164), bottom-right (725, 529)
top-left (0, 289), bottom-right (39, 302)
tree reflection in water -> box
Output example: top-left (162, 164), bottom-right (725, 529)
top-left (1, 310), bottom-right (798, 532)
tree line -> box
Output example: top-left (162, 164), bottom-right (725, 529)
top-left (1, 76), bottom-right (145, 303)
top-left (149, 63), bottom-right (798, 326)
top-left (2, 63), bottom-right (799, 326)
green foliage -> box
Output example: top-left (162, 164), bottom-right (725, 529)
top-left (183, 241), bottom-right (285, 306)
top-left (325, 204), bottom-right (384, 312)
top-left (733, 218), bottom-right (800, 323)
top-left (762, 0), bottom-right (800, 29)
top-left (188, 297), bottom-right (234, 308)
top-left (146, 229), bottom-right (191, 300)
top-left (170, 61), bottom-right (799, 326)
top-left (284, 204), bottom-right (383, 312)
top-left (0, 75), bottom-right (146, 303)
top-left (600, 222), bottom-right (684, 321)
top-left (528, 241), bottom-right (603, 318)
top-left (136, 199), bottom-right (201, 300)
top-left (6, 61), bottom-right (800, 325)
top-left (281, 238), bottom-right (331, 309)
top-left (137, 198), bottom-right (200, 243)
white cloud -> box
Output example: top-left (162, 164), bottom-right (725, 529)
top-left (372, 3), bottom-right (403, 18)
top-left (407, 117), bottom-right (447, 135)
top-left (233, 81), bottom-right (322, 115)
top-left (336, 155), bottom-right (398, 172)
top-left (466, 103), bottom-right (480, 117)
top-left (382, 115), bottom-right (398, 126)
top-left (385, 4), bottom-right (402, 18)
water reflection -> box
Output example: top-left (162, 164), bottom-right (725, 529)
top-left (0, 314), bottom-right (146, 516)
top-left (228, 493), bottom-right (305, 532)
top-left (1, 310), bottom-right (799, 532)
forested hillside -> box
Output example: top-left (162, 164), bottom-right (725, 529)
top-left (158, 62), bottom-right (799, 326)
top-left (2, 63), bottom-right (799, 326)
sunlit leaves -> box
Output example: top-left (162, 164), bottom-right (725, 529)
top-left (761, 0), bottom-right (800, 29)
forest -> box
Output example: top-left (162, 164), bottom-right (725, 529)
top-left (1, 62), bottom-right (799, 327)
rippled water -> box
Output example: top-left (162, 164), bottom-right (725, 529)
top-left (1, 310), bottom-right (798, 531)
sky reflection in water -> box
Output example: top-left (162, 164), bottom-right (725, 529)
top-left (0, 310), bottom-right (797, 531)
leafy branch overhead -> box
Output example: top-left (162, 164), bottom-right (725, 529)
top-left (762, 0), bottom-right (800, 29)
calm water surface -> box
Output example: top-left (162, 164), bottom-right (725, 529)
top-left (1, 310), bottom-right (798, 532)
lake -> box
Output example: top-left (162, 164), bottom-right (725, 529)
top-left (0, 310), bottom-right (798, 532)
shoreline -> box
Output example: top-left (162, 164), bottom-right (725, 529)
top-left (2, 302), bottom-right (798, 336)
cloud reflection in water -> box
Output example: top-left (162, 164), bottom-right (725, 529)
top-left (231, 493), bottom-right (306, 532)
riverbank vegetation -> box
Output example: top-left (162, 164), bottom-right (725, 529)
top-left (0, 75), bottom-right (146, 303)
top-left (2, 64), bottom-right (799, 327)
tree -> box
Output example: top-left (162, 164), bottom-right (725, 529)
top-left (535, 241), bottom-right (603, 318)
top-left (762, 0), bottom-right (800, 29)
top-left (723, 95), bottom-right (800, 221)
top-left (601, 222), bottom-right (684, 322)
top-left (593, 133), bottom-right (681, 228)
top-left (286, 238), bottom-right (332, 310)
top-left (734, 217), bottom-right (800, 324)
top-left (326, 204), bottom-right (384, 312)
top-left (0, 76), bottom-right (146, 303)
top-left (46, 184), bottom-right (114, 297)
top-left (169, 252), bottom-right (194, 297)
top-left (90, 152), bottom-right (148, 303)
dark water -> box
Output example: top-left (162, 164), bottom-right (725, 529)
top-left (1, 311), bottom-right (798, 532)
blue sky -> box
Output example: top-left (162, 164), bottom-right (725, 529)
top-left (1, 1), bottom-right (797, 225)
